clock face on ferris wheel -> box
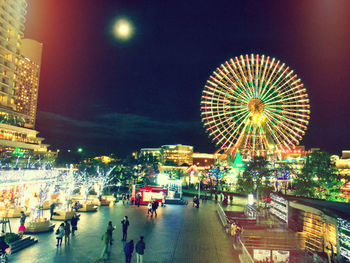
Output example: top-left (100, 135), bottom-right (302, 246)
top-left (200, 54), bottom-right (310, 155)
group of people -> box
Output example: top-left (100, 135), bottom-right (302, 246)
top-left (147, 200), bottom-right (159, 216)
top-left (121, 194), bottom-right (130, 205)
top-left (101, 216), bottom-right (146, 263)
top-left (55, 214), bottom-right (80, 247)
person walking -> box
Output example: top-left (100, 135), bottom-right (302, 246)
top-left (137, 195), bottom-right (141, 207)
top-left (151, 201), bottom-right (158, 217)
top-left (135, 236), bottom-right (146, 263)
top-left (64, 220), bottom-right (71, 244)
top-left (56, 223), bottom-right (65, 247)
top-left (147, 201), bottom-right (152, 216)
top-left (124, 240), bottom-right (134, 263)
top-left (101, 230), bottom-right (111, 259)
top-left (50, 203), bottom-right (55, 220)
top-left (71, 214), bottom-right (79, 235)
top-left (121, 216), bottom-right (130, 241)
top-left (122, 194), bottom-right (126, 205)
top-left (20, 211), bottom-right (26, 226)
top-left (107, 221), bottom-right (115, 245)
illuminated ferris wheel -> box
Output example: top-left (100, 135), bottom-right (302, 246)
top-left (200, 54), bottom-right (310, 156)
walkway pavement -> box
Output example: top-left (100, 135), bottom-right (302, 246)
top-left (10, 199), bottom-right (239, 263)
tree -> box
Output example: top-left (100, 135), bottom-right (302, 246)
top-left (294, 150), bottom-right (343, 201)
top-left (236, 156), bottom-right (271, 201)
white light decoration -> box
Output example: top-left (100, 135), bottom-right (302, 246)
top-left (270, 193), bottom-right (288, 223)
top-left (338, 218), bottom-right (350, 261)
top-left (248, 194), bottom-right (254, 206)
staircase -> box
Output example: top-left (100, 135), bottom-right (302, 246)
top-left (9, 235), bottom-right (38, 253)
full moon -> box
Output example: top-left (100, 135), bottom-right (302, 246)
top-left (113, 19), bottom-right (133, 40)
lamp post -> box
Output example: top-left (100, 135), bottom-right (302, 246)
top-left (198, 180), bottom-right (201, 199)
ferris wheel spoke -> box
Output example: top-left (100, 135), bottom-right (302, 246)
top-left (265, 121), bottom-right (289, 150)
top-left (266, 110), bottom-right (308, 131)
top-left (258, 125), bottom-right (266, 150)
top-left (260, 65), bottom-right (290, 101)
top-left (260, 58), bottom-right (279, 97)
top-left (218, 66), bottom-right (249, 100)
top-left (245, 54), bottom-right (255, 92)
top-left (242, 120), bottom-right (253, 150)
top-left (227, 60), bottom-right (255, 99)
top-left (266, 108), bottom-right (310, 122)
top-left (211, 71), bottom-right (251, 102)
top-left (262, 72), bottom-right (296, 103)
top-left (233, 58), bottom-right (256, 99)
top-left (264, 111), bottom-right (304, 141)
top-left (264, 111), bottom-right (299, 140)
top-left (265, 94), bottom-right (308, 106)
top-left (257, 55), bottom-right (270, 99)
top-left (264, 84), bottom-right (305, 105)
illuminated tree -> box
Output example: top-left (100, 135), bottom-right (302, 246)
top-left (294, 150), bottom-right (343, 200)
top-left (237, 156), bottom-right (271, 200)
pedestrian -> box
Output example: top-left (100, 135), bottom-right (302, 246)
top-left (101, 230), bottom-right (111, 259)
top-left (64, 220), bottom-right (71, 244)
top-left (122, 194), bottom-right (126, 205)
top-left (151, 201), bottom-right (158, 217)
top-left (121, 216), bottom-right (130, 241)
top-left (50, 203), bottom-right (55, 220)
top-left (20, 211), bottom-right (26, 226)
top-left (71, 213), bottom-right (79, 235)
top-left (56, 223), bottom-right (64, 247)
top-left (135, 236), bottom-right (146, 263)
top-left (126, 193), bottom-right (130, 205)
top-left (124, 240), bottom-right (134, 263)
top-left (137, 195), bottom-right (141, 207)
top-left (107, 221), bottom-right (116, 245)
top-left (230, 195), bottom-right (233, 205)
top-left (18, 223), bottom-right (26, 237)
top-left (147, 201), bottom-right (153, 216)
top-left (234, 224), bottom-right (242, 243)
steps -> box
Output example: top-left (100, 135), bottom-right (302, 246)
top-left (9, 235), bottom-right (38, 254)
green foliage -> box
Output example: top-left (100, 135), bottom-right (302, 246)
top-left (5, 233), bottom-right (20, 244)
top-left (237, 156), bottom-right (270, 197)
top-left (294, 150), bottom-right (344, 201)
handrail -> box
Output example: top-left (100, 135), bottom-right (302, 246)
top-left (239, 238), bottom-right (254, 263)
top-left (217, 203), bottom-right (228, 227)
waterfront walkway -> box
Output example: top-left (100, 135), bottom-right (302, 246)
top-left (10, 199), bottom-right (239, 263)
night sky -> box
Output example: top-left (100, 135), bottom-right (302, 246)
top-left (24, 0), bottom-right (350, 156)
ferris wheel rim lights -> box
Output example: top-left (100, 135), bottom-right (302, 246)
top-left (200, 54), bottom-right (310, 155)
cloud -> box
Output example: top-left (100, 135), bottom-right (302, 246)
top-left (35, 111), bottom-right (213, 156)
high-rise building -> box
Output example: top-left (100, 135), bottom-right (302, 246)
top-left (15, 38), bottom-right (42, 128)
top-left (0, 0), bottom-right (27, 118)
top-left (0, 0), bottom-right (48, 155)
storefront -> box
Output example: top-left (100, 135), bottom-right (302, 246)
top-left (131, 186), bottom-right (167, 205)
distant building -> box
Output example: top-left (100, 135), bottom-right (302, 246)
top-left (139, 148), bottom-right (161, 159)
top-left (335, 150), bottom-right (350, 180)
top-left (192, 152), bottom-right (215, 167)
top-left (160, 144), bottom-right (193, 166)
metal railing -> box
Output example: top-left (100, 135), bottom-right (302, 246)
top-left (238, 238), bottom-right (254, 263)
top-left (217, 203), bottom-right (228, 227)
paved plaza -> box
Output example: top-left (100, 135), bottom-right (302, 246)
top-left (10, 199), bottom-right (239, 263)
